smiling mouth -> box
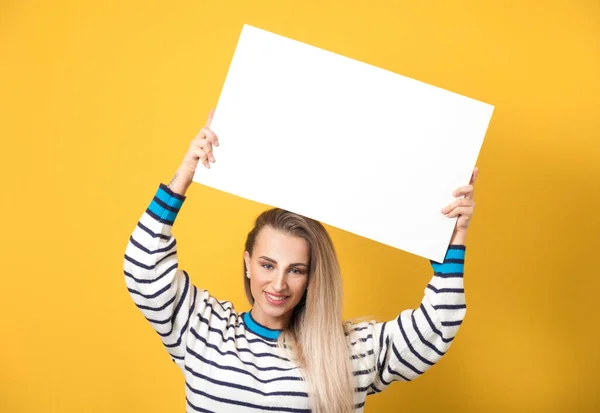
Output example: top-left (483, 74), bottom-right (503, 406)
top-left (264, 292), bottom-right (289, 305)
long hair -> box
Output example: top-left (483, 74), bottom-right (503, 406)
top-left (243, 208), bottom-right (355, 413)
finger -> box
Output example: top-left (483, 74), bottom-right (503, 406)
top-left (192, 137), bottom-right (210, 153)
top-left (453, 167), bottom-right (478, 199)
top-left (453, 185), bottom-right (474, 198)
top-left (441, 198), bottom-right (474, 214)
top-left (194, 148), bottom-right (210, 169)
top-left (206, 109), bottom-right (215, 128)
top-left (465, 167), bottom-right (478, 199)
top-left (194, 134), bottom-right (215, 162)
top-left (203, 126), bottom-right (219, 147)
top-left (470, 167), bottom-right (479, 185)
top-left (445, 206), bottom-right (474, 218)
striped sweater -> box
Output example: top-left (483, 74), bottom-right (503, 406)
top-left (123, 183), bottom-right (467, 412)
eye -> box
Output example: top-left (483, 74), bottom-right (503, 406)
top-left (261, 263), bottom-right (274, 270)
top-left (290, 267), bottom-right (307, 275)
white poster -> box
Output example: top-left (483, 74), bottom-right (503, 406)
top-left (193, 24), bottom-right (494, 262)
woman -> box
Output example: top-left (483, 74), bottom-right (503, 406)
top-left (124, 110), bottom-right (477, 413)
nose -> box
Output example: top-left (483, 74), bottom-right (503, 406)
top-left (271, 270), bottom-right (287, 292)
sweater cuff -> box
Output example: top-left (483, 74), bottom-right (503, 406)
top-left (146, 183), bottom-right (187, 225)
top-left (429, 245), bottom-right (466, 273)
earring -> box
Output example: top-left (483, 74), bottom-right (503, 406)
top-left (246, 270), bottom-right (250, 279)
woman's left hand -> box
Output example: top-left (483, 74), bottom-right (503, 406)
top-left (440, 167), bottom-right (479, 244)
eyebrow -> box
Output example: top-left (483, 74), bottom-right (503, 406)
top-left (258, 256), bottom-right (308, 268)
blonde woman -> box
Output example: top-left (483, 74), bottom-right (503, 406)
top-left (124, 110), bottom-right (477, 413)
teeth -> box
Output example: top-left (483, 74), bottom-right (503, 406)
top-left (266, 293), bottom-right (286, 301)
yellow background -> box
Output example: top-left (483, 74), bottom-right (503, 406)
top-left (1, 0), bottom-right (599, 412)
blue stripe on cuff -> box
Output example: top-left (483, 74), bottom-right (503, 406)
top-left (146, 184), bottom-right (187, 224)
top-left (445, 246), bottom-right (466, 260)
top-left (431, 262), bottom-right (464, 274)
top-left (157, 185), bottom-right (184, 210)
top-left (430, 245), bottom-right (466, 266)
top-left (148, 199), bottom-right (179, 223)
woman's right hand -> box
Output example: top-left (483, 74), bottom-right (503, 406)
top-left (181, 109), bottom-right (220, 173)
top-left (168, 109), bottom-right (220, 195)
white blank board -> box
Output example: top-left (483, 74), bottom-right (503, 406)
top-left (193, 24), bottom-right (494, 262)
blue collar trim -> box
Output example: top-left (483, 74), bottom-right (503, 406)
top-left (243, 311), bottom-right (282, 340)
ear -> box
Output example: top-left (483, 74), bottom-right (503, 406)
top-left (244, 251), bottom-right (251, 271)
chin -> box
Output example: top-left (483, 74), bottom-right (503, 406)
top-left (261, 301), bottom-right (291, 317)
top-left (259, 295), bottom-right (296, 316)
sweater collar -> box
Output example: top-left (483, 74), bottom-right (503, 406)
top-left (243, 311), bottom-right (282, 341)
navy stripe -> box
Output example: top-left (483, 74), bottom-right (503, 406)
top-left (367, 386), bottom-right (380, 395)
top-left (199, 307), bottom-right (240, 327)
top-left (431, 263), bottom-right (464, 274)
top-left (351, 349), bottom-right (375, 360)
top-left (159, 183), bottom-right (186, 201)
top-left (137, 221), bottom-right (170, 240)
top-left (134, 293), bottom-right (176, 312)
top-left (353, 367), bottom-right (376, 376)
top-left (146, 315), bottom-right (170, 325)
top-left (377, 336), bottom-right (391, 385)
top-left (442, 320), bottom-right (463, 327)
top-left (427, 285), bottom-right (465, 294)
top-left (208, 305), bottom-right (235, 322)
top-left (190, 328), bottom-right (295, 370)
top-left (185, 382), bottom-right (311, 413)
top-left (392, 343), bottom-right (423, 375)
top-left (196, 313), bottom-right (281, 350)
top-left (196, 315), bottom-right (277, 348)
top-left (124, 262), bottom-right (177, 284)
top-left (186, 397), bottom-right (217, 413)
top-left (129, 235), bottom-right (176, 255)
top-left (441, 258), bottom-right (464, 264)
top-left (146, 208), bottom-right (175, 225)
top-left (128, 282), bottom-right (171, 300)
top-left (410, 310), bottom-right (445, 357)
top-left (345, 325), bottom-right (369, 336)
top-left (433, 304), bottom-right (467, 310)
top-left (153, 273), bottom-right (193, 337)
top-left (398, 316), bottom-right (434, 366)
top-left (196, 312), bottom-right (280, 349)
top-left (419, 303), bottom-right (454, 344)
top-left (147, 197), bottom-right (179, 223)
top-left (377, 322), bottom-right (387, 373)
top-left (147, 282), bottom-right (197, 326)
top-left (434, 272), bottom-right (464, 278)
top-left (387, 364), bottom-right (411, 381)
top-left (159, 296), bottom-right (236, 324)
top-left (186, 346), bottom-right (303, 384)
top-left (153, 195), bottom-right (180, 214)
top-left (350, 334), bottom-right (374, 347)
top-left (164, 283), bottom-right (196, 348)
top-left (124, 249), bottom-right (177, 271)
top-left (184, 365), bottom-right (308, 397)
top-left (205, 295), bottom-right (234, 313)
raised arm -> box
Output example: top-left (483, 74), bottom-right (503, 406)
top-left (366, 244), bottom-right (467, 392)
top-left (123, 110), bottom-right (220, 370)
top-left (123, 181), bottom-right (195, 367)
top-left (351, 167), bottom-right (479, 393)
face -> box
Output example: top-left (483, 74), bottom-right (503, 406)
top-left (244, 226), bottom-right (310, 330)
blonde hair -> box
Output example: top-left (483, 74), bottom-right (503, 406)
top-left (243, 209), bottom-right (355, 413)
